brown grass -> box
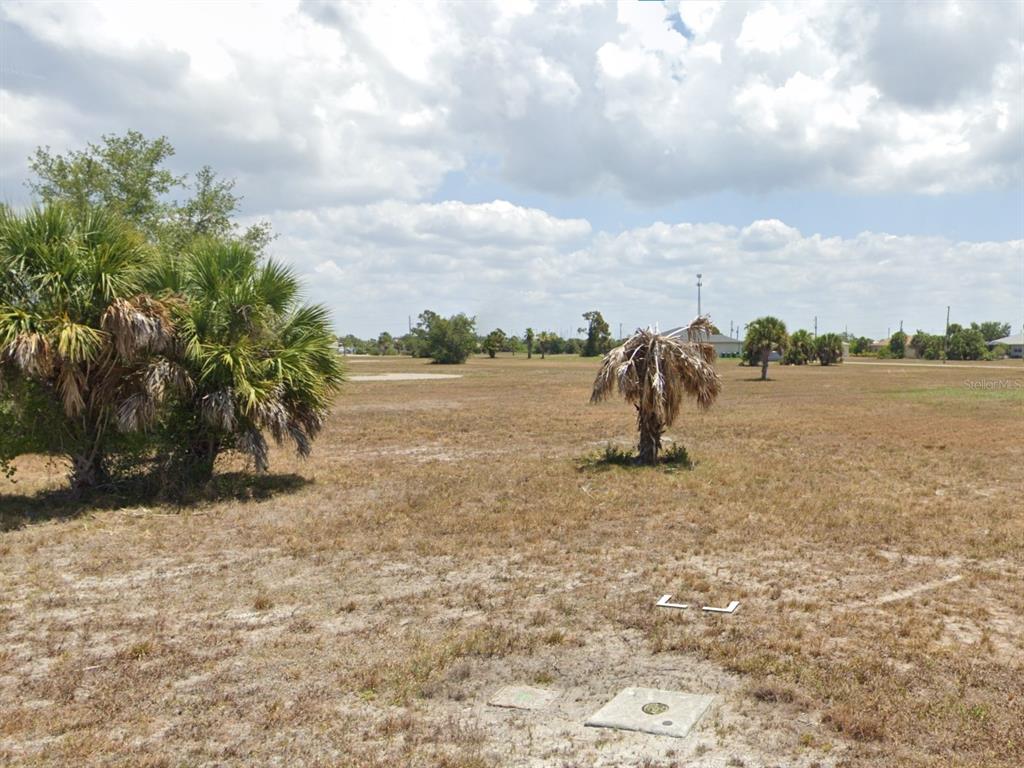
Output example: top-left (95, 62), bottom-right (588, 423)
top-left (1, 354), bottom-right (1022, 766)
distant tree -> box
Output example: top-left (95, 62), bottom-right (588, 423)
top-left (505, 334), bottom-right (523, 356)
top-left (338, 334), bottom-right (373, 355)
top-left (524, 327), bottom-right (535, 359)
top-left (579, 310), bottom-right (612, 357)
top-left (744, 316), bottom-right (788, 381)
top-left (972, 321), bottom-right (1010, 343)
top-left (849, 336), bottom-right (873, 355)
top-left (483, 328), bottom-right (506, 358)
top-left (910, 331), bottom-right (943, 360)
top-left (537, 331), bottom-right (556, 359)
top-left (783, 329), bottom-right (815, 365)
top-left (816, 333), bottom-right (844, 365)
top-left (377, 331), bottom-right (394, 355)
top-left (889, 330), bottom-right (907, 359)
top-left (413, 310), bottom-right (477, 364)
top-left (947, 327), bottom-right (987, 360)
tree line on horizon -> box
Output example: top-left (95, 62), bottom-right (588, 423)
top-left (849, 322), bottom-right (1011, 361)
top-left (339, 309), bottom-right (617, 363)
top-left (0, 132), bottom-right (342, 495)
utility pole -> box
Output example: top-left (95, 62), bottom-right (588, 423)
top-left (944, 306), bottom-right (950, 363)
top-left (814, 316), bottom-right (818, 337)
top-left (619, 322), bottom-right (623, 339)
top-left (696, 273), bottom-right (703, 317)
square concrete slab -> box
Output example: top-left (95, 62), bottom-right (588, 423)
top-left (488, 685), bottom-right (561, 711)
top-left (585, 687), bottom-right (713, 738)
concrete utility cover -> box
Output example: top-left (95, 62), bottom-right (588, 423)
top-left (488, 685), bottom-right (561, 711)
top-left (585, 687), bottom-right (713, 738)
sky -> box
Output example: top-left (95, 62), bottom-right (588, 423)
top-left (1, 0), bottom-right (1022, 340)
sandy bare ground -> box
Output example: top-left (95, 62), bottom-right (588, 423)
top-left (1, 355), bottom-right (1021, 767)
top-left (349, 373), bottom-right (464, 382)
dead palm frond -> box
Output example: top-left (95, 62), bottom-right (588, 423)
top-left (101, 295), bottom-right (176, 358)
top-left (591, 316), bottom-right (722, 464)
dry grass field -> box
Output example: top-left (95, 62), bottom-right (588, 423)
top-left (1, 354), bottom-right (1022, 767)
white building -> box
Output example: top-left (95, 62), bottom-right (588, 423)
top-left (666, 329), bottom-right (744, 357)
top-left (987, 333), bottom-right (1024, 359)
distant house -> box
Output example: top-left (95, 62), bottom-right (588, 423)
top-left (665, 329), bottom-right (744, 357)
top-left (987, 333), bottom-right (1024, 359)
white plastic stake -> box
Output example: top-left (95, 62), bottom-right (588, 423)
top-left (701, 601), bottom-right (740, 614)
top-left (656, 594), bottom-right (689, 610)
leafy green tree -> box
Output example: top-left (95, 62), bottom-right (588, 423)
top-left (537, 331), bottom-right (557, 359)
top-left (376, 331), bottom-right (395, 355)
top-left (889, 330), bottom-right (907, 359)
top-left (28, 131), bottom-right (184, 233)
top-left (146, 240), bottom-right (342, 482)
top-left (947, 327), bottom-right (987, 360)
top-left (163, 166), bottom-right (273, 254)
top-left (524, 327), bottom-right (535, 359)
top-left (815, 333), bottom-right (844, 365)
top-left (483, 328), bottom-right (506, 358)
top-left (849, 336), bottom-right (873, 355)
top-left (910, 331), bottom-right (943, 360)
top-left (783, 329), bottom-right (815, 365)
top-left (579, 310), bottom-right (612, 357)
top-left (28, 131), bottom-right (272, 253)
top-left (413, 310), bottom-right (477, 364)
top-left (744, 316), bottom-right (788, 381)
top-left (972, 321), bottom-right (1010, 343)
top-left (0, 205), bottom-right (177, 490)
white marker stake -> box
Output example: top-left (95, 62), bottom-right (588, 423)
top-left (656, 594), bottom-right (689, 610)
top-left (701, 601), bottom-right (740, 614)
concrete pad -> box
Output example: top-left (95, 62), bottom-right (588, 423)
top-left (488, 685), bottom-right (561, 711)
top-left (585, 687), bottom-right (713, 738)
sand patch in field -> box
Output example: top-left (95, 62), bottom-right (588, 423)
top-left (349, 373), bottom-right (463, 382)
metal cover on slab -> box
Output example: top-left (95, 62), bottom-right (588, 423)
top-left (585, 687), bottom-right (713, 738)
top-left (488, 685), bottom-right (561, 711)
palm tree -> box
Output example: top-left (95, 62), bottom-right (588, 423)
top-left (591, 317), bottom-right (722, 465)
top-left (147, 239), bottom-right (342, 482)
top-left (816, 333), bottom-right (844, 365)
top-left (745, 316), bottom-right (788, 381)
top-left (783, 329), bottom-right (815, 365)
top-left (0, 205), bottom-right (177, 490)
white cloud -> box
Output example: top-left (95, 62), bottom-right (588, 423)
top-left (1, 0), bottom-right (1019, 206)
top-left (257, 201), bottom-right (1022, 340)
top-left (1, 0), bottom-right (1020, 339)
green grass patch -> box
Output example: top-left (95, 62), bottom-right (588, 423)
top-left (579, 443), bottom-right (693, 472)
top-left (887, 385), bottom-right (1024, 404)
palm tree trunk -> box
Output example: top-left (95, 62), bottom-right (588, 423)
top-left (637, 410), bottom-right (661, 465)
top-left (70, 451), bottom-right (108, 491)
top-left (68, 419), bottom-right (109, 492)
top-left (760, 349), bottom-right (770, 381)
